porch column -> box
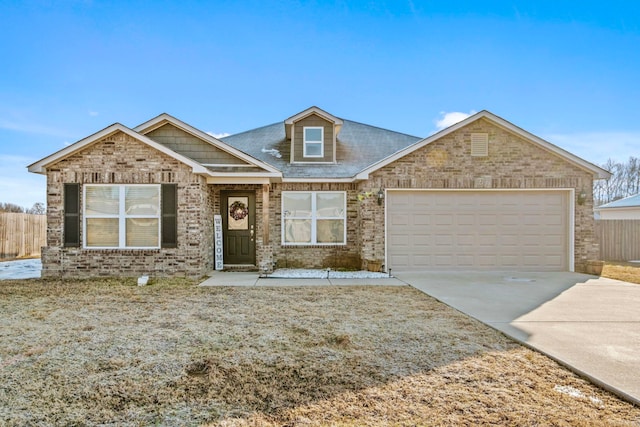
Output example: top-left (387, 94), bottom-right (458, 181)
top-left (262, 184), bottom-right (270, 244)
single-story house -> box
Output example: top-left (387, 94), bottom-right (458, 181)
top-left (594, 194), bottom-right (640, 219)
top-left (28, 107), bottom-right (610, 278)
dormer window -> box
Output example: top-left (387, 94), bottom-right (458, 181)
top-left (303, 127), bottom-right (324, 157)
top-left (285, 107), bottom-right (342, 163)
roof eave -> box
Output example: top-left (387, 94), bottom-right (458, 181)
top-left (595, 206), bottom-right (640, 211)
top-left (281, 176), bottom-right (357, 183)
top-left (28, 123), bottom-right (127, 174)
top-left (284, 106), bottom-right (344, 126)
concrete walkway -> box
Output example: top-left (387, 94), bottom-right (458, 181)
top-left (199, 270), bottom-right (406, 286)
top-left (398, 271), bottom-right (640, 406)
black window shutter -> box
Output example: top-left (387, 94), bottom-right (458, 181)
top-left (161, 184), bottom-right (177, 248)
top-left (63, 183), bottom-right (80, 247)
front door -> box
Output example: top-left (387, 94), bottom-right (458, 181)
top-left (221, 191), bottom-right (256, 265)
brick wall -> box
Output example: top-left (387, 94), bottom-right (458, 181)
top-left (42, 131), bottom-right (214, 279)
top-left (364, 118), bottom-right (599, 271)
top-left (41, 118), bottom-right (599, 277)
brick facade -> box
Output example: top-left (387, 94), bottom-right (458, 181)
top-left (42, 131), bottom-right (214, 279)
top-left (38, 116), bottom-right (601, 278)
top-left (362, 119), bottom-right (599, 271)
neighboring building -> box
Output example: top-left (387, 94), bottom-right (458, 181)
top-left (595, 194), bottom-right (640, 219)
top-left (28, 107), bottom-right (610, 278)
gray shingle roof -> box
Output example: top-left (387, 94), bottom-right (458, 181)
top-left (221, 119), bottom-right (421, 179)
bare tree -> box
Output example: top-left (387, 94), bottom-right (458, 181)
top-left (0, 202), bottom-right (25, 213)
top-left (594, 156), bottom-right (640, 206)
top-left (27, 202), bottom-right (46, 215)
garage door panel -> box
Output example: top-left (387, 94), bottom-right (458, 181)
top-left (435, 255), bottom-right (455, 266)
top-left (478, 236), bottom-right (498, 247)
top-left (500, 214), bottom-right (521, 225)
top-left (434, 235), bottom-right (454, 248)
top-left (457, 214), bottom-right (475, 226)
top-left (478, 214), bottom-right (498, 226)
top-left (413, 213), bottom-right (431, 226)
top-left (478, 254), bottom-right (498, 266)
top-left (457, 235), bottom-right (475, 246)
top-left (544, 215), bottom-right (563, 226)
top-left (500, 255), bottom-right (520, 266)
top-left (387, 191), bottom-right (568, 271)
top-left (433, 214), bottom-right (453, 226)
top-left (500, 234), bottom-right (520, 245)
top-left (390, 214), bottom-right (410, 226)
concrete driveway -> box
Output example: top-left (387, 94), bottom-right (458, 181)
top-left (397, 271), bottom-right (640, 405)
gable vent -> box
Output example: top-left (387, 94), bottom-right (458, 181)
top-left (471, 133), bottom-right (489, 157)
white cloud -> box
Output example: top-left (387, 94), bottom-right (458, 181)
top-left (0, 154), bottom-right (46, 209)
top-left (89, 111), bottom-right (99, 117)
top-left (544, 132), bottom-right (640, 165)
top-left (434, 110), bottom-right (477, 131)
top-left (206, 131), bottom-right (231, 139)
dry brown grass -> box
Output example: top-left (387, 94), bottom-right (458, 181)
top-left (602, 262), bottom-right (640, 284)
top-left (0, 278), bottom-right (639, 426)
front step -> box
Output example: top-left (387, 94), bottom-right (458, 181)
top-left (223, 264), bottom-right (259, 272)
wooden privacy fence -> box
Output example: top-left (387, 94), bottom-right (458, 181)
top-left (595, 220), bottom-right (640, 261)
top-left (0, 213), bottom-right (46, 260)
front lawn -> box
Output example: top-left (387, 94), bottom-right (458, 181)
top-left (0, 278), bottom-right (638, 426)
top-left (602, 261), bottom-right (640, 284)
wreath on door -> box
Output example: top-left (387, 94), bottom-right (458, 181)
top-left (229, 201), bottom-right (249, 221)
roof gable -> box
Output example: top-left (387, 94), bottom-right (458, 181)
top-left (28, 123), bottom-right (210, 175)
top-left (134, 113), bottom-right (280, 174)
top-left (28, 115), bottom-right (282, 182)
top-left (356, 110), bottom-right (611, 180)
top-left (284, 106), bottom-right (343, 126)
top-left (146, 123), bottom-right (248, 165)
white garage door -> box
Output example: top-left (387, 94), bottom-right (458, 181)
top-left (387, 190), bottom-right (569, 271)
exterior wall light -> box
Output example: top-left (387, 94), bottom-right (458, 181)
top-left (577, 190), bottom-right (587, 206)
top-left (377, 188), bottom-right (385, 206)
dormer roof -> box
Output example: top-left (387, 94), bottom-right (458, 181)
top-left (284, 106), bottom-right (343, 139)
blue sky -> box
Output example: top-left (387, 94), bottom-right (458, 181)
top-left (1, 0), bottom-right (639, 208)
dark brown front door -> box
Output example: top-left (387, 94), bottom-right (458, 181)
top-left (221, 191), bottom-right (256, 265)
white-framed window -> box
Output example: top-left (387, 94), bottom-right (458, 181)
top-left (303, 126), bottom-right (324, 157)
top-left (84, 184), bottom-right (161, 249)
top-left (282, 191), bottom-right (346, 245)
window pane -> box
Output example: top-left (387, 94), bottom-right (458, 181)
top-left (317, 193), bottom-right (345, 217)
top-left (304, 128), bottom-right (322, 142)
top-left (283, 193), bottom-right (312, 217)
top-left (317, 220), bottom-right (345, 244)
top-left (284, 219), bottom-right (311, 243)
top-left (125, 186), bottom-right (160, 215)
top-left (86, 218), bottom-right (119, 247)
top-left (305, 142), bottom-right (322, 157)
top-left (86, 186), bottom-right (119, 215)
top-left (126, 218), bottom-right (159, 247)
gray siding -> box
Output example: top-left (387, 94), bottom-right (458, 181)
top-left (292, 114), bottom-right (335, 163)
top-left (147, 123), bottom-right (246, 165)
